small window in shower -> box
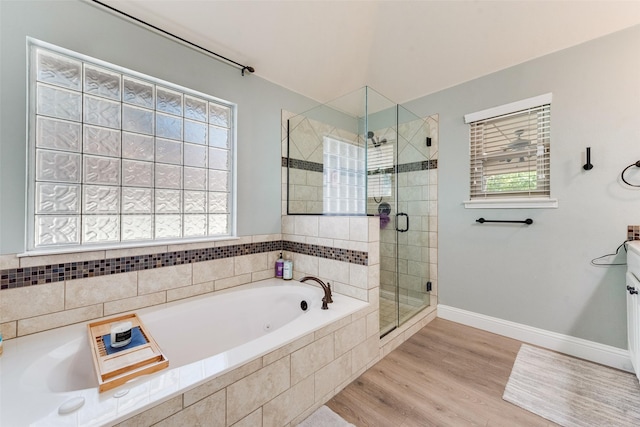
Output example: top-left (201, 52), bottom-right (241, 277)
top-left (322, 136), bottom-right (365, 214)
top-left (464, 93), bottom-right (557, 208)
top-left (367, 143), bottom-right (393, 199)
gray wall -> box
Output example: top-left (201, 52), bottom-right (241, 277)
top-left (405, 25), bottom-right (640, 348)
top-left (0, 0), bottom-right (317, 254)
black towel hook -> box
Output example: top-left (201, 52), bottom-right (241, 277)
top-left (583, 147), bottom-right (594, 170)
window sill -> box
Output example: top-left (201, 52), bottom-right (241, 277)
top-left (463, 198), bottom-right (558, 209)
top-left (17, 235), bottom-right (239, 258)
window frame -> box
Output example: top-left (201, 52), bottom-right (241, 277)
top-left (463, 93), bottom-right (558, 209)
top-left (24, 38), bottom-right (238, 255)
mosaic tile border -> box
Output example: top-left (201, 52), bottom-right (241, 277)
top-left (282, 157), bottom-right (323, 172)
top-left (628, 225), bottom-right (640, 241)
top-left (0, 240), bottom-right (368, 290)
top-left (284, 157), bottom-right (438, 175)
top-left (283, 241), bottom-right (368, 265)
top-left (396, 159), bottom-right (438, 173)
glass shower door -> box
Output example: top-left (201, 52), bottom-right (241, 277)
top-left (284, 86), bottom-right (433, 338)
top-left (371, 98), bottom-right (432, 337)
top-left (366, 90), bottom-right (400, 337)
top-left (395, 106), bottom-right (431, 328)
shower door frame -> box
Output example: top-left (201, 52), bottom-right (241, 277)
top-left (378, 106), bottom-right (431, 338)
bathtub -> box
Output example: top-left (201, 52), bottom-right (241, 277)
top-left (0, 278), bottom-right (368, 426)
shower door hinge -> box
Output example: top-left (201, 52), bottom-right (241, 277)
top-left (426, 137), bottom-right (432, 147)
top-left (426, 281), bottom-right (432, 292)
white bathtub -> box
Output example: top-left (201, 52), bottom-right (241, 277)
top-left (0, 278), bottom-right (368, 426)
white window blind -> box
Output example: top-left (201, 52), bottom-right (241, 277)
top-left (469, 103), bottom-right (550, 200)
top-left (367, 144), bottom-right (393, 199)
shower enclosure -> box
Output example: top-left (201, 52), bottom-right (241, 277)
top-left (286, 86), bottom-right (434, 337)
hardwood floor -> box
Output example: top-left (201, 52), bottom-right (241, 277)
top-left (327, 318), bottom-right (559, 427)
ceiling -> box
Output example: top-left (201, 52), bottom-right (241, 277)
top-left (100, 0), bottom-right (640, 104)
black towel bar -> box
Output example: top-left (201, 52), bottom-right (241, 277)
top-left (476, 218), bottom-right (533, 225)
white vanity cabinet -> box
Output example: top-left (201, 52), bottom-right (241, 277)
top-left (626, 241), bottom-right (640, 380)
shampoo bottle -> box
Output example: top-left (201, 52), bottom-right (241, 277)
top-left (275, 252), bottom-right (284, 279)
top-left (283, 258), bottom-right (293, 280)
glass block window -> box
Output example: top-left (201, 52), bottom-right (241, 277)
top-left (28, 40), bottom-right (235, 250)
top-left (323, 136), bottom-right (366, 214)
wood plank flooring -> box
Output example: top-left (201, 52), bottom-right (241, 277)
top-left (327, 318), bottom-right (559, 427)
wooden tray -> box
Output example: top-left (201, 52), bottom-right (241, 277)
top-left (87, 313), bottom-right (169, 393)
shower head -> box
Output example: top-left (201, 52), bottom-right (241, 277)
top-left (367, 131), bottom-right (387, 148)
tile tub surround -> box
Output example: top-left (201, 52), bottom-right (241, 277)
top-left (0, 240), bottom-right (366, 290)
top-left (0, 221), bottom-right (436, 427)
top-left (0, 230), bottom-right (370, 340)
top-left (1, 279), bottom-right (378, 427)
top-left (282, 215), bottom-right (381, 304)
top-left (628, 225), bottom-right (640, 241)
top-left (113, 303), bottom-right (380, 427)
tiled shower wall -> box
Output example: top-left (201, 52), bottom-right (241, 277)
top-left (377, 115), bottom-right (439, 306)
top-left (281, 108), bottom-right (439, 356)
top-left (282, 110), bottom-right (361, 214)
top-left (281, 109), bottom-right (439, 309)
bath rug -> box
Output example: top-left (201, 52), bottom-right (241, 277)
top-left (503, 344), bottom-right (640, 426)
top-left (297, 405), bottom-right (355, 427)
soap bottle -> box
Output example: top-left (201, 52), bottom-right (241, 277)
top-left (283, 257), bottom-right (293, 280)
top-left (275, 252), bottom-right (284, 279)
top-left (0, 332), bottom-right (3, 356)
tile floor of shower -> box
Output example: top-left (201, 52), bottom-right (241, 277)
top-left (379, 288), bottom-right (427, 336)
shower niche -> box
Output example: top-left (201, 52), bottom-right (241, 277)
top-left (284, 86), bottom-right (438, 337)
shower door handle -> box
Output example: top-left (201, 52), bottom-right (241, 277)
top-left (396, 213), bottom-right (409, 233)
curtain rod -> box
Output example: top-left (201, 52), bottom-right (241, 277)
top-left (90, 0), bottom-right (255, 76)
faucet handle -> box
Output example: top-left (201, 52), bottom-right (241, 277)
top-left (326, 282), bottom-right (333, 303)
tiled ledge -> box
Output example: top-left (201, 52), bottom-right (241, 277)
top-left (1, 240), bottom-right (368, 290)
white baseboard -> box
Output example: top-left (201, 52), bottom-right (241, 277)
top-left (437, 304), bottom-right (633, 373)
